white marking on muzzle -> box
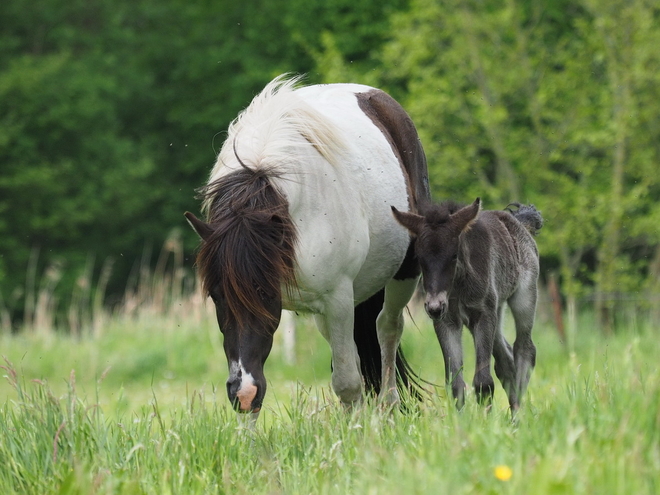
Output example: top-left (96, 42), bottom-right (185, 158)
top-left (235, 360), bottom-right (258, 412)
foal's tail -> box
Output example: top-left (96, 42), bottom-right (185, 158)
top-left (505, 203), bottom-right (544, 236)
top-left (353, 289), bottom-right (425, 402)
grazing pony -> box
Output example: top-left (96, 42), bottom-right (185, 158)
top-left (392, 198), bottom-right (542, 412)
top-left (185, 75), bottom-right (430, 419)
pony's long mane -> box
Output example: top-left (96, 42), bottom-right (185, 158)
top-left (196, 168), bottom-right (297, 327)
top-left (204, 74), bottom-right (347, 213)
top-left (196, 75), bottom-right (350, 327)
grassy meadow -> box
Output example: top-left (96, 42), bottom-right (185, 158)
top-left (1, 297), bottom-right (659, 494)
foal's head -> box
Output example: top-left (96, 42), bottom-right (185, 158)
top-left (392, 198), bottom-right (481, 320)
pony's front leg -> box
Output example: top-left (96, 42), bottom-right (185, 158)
top-left (316, 286), bottom-right (363, 407)
top-left (376, 277), bottom-right (418, 406)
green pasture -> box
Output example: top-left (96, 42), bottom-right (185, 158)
top-left (1, 307), bottom-right (659, 494)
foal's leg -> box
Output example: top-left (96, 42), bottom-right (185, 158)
top-left (434, 313), bottom-right (466, 409)
top-left (468, 309), bottom-right (497, 406)
top-left (492, 305), bottom-right (519, 410)
top-left (508, 283), bottom-right (538, 405)
top-left (376, 277), bottom-right (418, 406)
top-left (316, 280), bottom-right (364, 407)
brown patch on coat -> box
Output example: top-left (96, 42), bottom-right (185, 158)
top-left (356, 89), bottom-right (431, 280)
top-left (356, 89), bottom-right (430, 212)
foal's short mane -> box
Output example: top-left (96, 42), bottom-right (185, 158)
top-left (420, 200), bottom-right (464, 225)
top-left (196, 168), bottom-right (297, 328)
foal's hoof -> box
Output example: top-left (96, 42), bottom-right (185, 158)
top-left (509, 403), bottom-right (521, 423)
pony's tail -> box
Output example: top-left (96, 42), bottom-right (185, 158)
top-left (353, 289), bottom-right (425, 402)
top-left (505, 203), bottom-right (544, 236)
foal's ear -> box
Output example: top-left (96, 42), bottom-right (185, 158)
top-left (184, 212), bottom-right (213, 241)
top-left (453, 197), bottom-right (481, 233)
top-left (391, 206), bottom-right (424, 236)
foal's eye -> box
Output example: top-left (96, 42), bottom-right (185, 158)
top-left (451, 254), bottom-right (458, 261)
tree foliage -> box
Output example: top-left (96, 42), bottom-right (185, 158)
top-left (0, 0), bottom-right (407, 324)
top-left (1, 0), bottom-right (658, 328)
top-left (313, 0), bottom-right (660, 323)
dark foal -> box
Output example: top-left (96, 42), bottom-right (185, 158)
top-left (392, 198), bottom-right (542, 412)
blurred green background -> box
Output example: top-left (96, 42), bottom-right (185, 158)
top-left (1, 0), bottom-right (659, 333)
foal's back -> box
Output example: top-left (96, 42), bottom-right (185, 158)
top-left (458, 210), bottom-right (538, 303)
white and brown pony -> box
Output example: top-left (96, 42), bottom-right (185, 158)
top-left (185, 75), bottom-right (429, 420)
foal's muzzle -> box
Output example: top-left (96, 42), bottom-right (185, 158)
top-left (425, 302), bottom-right (446, 320)
top-left (425, 293), bottom-right (448, 320)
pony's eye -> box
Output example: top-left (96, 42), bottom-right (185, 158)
top-left (254, 285), bottom-right (271, 300)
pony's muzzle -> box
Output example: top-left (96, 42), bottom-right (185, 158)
top-left (227, 376), bottom-right (260, 413)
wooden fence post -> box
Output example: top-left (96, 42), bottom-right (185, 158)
top-left (548, 273), bottom-right (567, 348)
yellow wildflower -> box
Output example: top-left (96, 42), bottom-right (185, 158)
top-left (494, 465), bottom-right (513, 481)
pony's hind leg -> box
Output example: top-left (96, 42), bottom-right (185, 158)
top-left (376, 277), bottom-right (418, 406)
top-left (434, 314), bottom-right (466, 409)
top-left (508, 284), bottom-right (538, 405)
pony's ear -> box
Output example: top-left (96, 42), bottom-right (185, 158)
top-left (270, 213), bottom-right (292, 247)
top-left (184, 212), bottom-right (213, 240)
top-left (453, 197), bottom-right (481, 233)
top-left (391, 206), bottom-right (424, 236)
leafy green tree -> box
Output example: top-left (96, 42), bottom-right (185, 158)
top-left (324, 0), bottom-right (660, 329)
top-left (580, 0), bottom-right (660, 329)
top-left (4, 0), bottom-right (656, 332)
top-left (0, 0), bottom-right (410, 327)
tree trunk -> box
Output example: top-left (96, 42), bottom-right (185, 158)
top-left (459, 6), bottom-right (520, 201)
top-left (591, 3), bottom-right (633, 334)
top-left (649, 245), bottom-right (660, 327)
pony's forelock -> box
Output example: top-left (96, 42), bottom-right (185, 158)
top-left (196, 169), bottom-right (297, 328)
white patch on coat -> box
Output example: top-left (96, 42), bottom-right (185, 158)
top-left (205, 77), bottom-right (411, 316)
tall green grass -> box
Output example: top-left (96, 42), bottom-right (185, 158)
top-left (1, 302), bottom-right (659, 494)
